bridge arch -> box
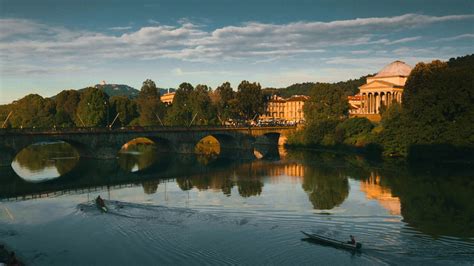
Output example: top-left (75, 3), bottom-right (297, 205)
top-left (10, 140), bottom-right (81, 182)
top-left (118, 136), bottom-right (173, 173)
top-left (253, 132), bottom-right (282, 160)
top-left (194, 134), bottom-right (237, 161)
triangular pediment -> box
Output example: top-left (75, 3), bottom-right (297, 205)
top-left (359, 80), bottom-right (401, 90)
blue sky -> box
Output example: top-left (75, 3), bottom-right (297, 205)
top-left (0, 0), bottom-right (473, 103)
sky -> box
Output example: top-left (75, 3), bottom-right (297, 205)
top-left (0, 0), bottom-right (473, 103)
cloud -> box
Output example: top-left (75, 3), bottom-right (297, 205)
top-left (434, 33), bottom-right (474, 42)
top-left (108, 26), bottom-right (132, 31)
top-left (172, 68), bottom-right (184, 76)
top-left (1, 13), bottom-right (473, 75)
top-left (385, 36), bottom-right (422, 45)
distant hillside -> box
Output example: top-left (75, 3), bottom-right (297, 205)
top-left (92, 84), bottom-right (139, 98)
top-left (159, 88), bottom-right (176, 95)
top-left (263, 75), bottom-right (372, 98)
top-left (57, 84), bottom-right (175, 99)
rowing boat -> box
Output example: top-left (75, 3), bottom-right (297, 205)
top-left (301, 231), bottom-right (362, 251)
top-left (95, 198), bottom-right (108, 213)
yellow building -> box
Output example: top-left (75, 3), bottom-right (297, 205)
top-left (160, 92), bottom-right (175, 105)
top-left (261, 95), bottom-right (309, 123)
top-left (350, 60), bottom-right (412, 121)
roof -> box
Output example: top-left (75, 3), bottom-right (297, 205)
top-left (374, 60), bottom-right (412, 78)
top-left (359, 80), bottom-right (404, 90)
top-left (348, 95), bottom-right (361, 100)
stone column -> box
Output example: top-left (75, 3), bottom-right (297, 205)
top-left (374, 93), bottom-right (379, 114)
top-left (368, 94), bottom-right (371, 114)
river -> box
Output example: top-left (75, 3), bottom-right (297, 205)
top-left (0, 141), bottom-right (473, 265)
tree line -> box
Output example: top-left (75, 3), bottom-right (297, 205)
top-left (287, 54), bottom-right (474, 160)
top-left (0, 80), bottom-right (265, 128)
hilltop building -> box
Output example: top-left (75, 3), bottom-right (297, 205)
top-left (161, 92), bottom-right (176, 105)
top-left (350, 60), bottom-right (412, 121)
top-left (261, 95), bottom-right (309, 123)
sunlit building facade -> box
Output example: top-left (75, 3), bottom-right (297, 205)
top-left (350, 60), bottom-right (412, 121)
top-left (160, 92), bottom-right (175, 105)
top-left (261, 95), bottom-right (309, 123)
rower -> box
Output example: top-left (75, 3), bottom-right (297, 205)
top-left (347, 235), bottom-right (356, 245)
top-left (96, 195), bottom-right (105, 207)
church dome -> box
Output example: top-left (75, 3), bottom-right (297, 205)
top-left (374, 60), bottom-right (412, 78)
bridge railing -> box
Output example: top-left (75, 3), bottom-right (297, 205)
top-left (0, 125), bottom-right (297, 135)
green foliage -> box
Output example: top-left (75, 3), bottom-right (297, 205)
top-left (236, 81), bottom-right (264, 120)
top-left (76, 87), bottom-right (109, 127)
top-left (136, 79), bottom-right (166, 126)
top-left (403, 58), bottom-right (474, 145)
top-left (54, 90), bottom-right (80, 127)
top-left (165, 82), bottom-right (195, 126)
top-left (263, 75), bottom-right (367, 98)
top-left (378, 54), bottom-right (474, 157)
top-left (191, 84), bottom-right (218, 125)
top-left (214, 82), bottom-right (238, 123)
top-left (304, 119), bottom-right (339, 146)
top-left (9, 94), bottom-right (56, 128)
top-left (0, 104), bottom-right (12, 128)
top-left (335, 117), bottom-right (374, 146)
top-left (110, 96), bottom-right (138, 126)
top-left (304, 83), bottom-right (349, 123)
top-left (377, 103), bottom-right (410, 156)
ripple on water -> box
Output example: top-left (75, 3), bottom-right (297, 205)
top-left (74, 200), bottom-right (474, 265)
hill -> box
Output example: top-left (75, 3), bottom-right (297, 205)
top-left (92, 83), bottom-right (139, 98)
top-left (263, 75), bottom-right (372, 98)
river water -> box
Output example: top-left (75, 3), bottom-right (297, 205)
top-left (0, 142), bottom-right (473, 265)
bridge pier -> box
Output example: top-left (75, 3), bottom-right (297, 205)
top-left (0, 147), bottom-right (14, 167)
top-left (0, 152), bottom-right (14, 167)
top-left (76, 144), bottom-right (121, 159)
top-left (218, 136), bottom-right (256, 160)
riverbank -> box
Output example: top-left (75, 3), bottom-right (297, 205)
top-left (284, 143), bottom-right (474, 164)
top-left (0, 244), bottom-right (22, 266)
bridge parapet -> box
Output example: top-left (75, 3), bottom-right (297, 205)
top-left (0, 125), bottom-right (296, 135)
top-left (0, 126), bottom-right (296, 165)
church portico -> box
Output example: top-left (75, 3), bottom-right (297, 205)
top-left (349, 61), bottom-right (412, 121)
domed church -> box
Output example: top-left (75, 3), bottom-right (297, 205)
top-left (349, 60), bottom-right (412, 121)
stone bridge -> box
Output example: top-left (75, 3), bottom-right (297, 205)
top-left (0, 126), bottom-right (296, 166)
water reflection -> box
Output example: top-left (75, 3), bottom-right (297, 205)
top-left (118, 142), bottom-right (157, 172)
top-left (195, 136), bottom-right (220, 165)
top-left (381, 162), bottom-right (474, 238)
top-left (359, 173), bottom-right (400, 215)
top-left (302, 166), bottom-right (349, 210)
top-left (2, 144), bottom-right (474, 239)
top-left (11, 141), bottom-right (79, 182)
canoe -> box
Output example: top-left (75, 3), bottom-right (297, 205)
top-left (95, 198), bottom-right (108, 213)
top-left (301, 231), bottom-right (362, 251)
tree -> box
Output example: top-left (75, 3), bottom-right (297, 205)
top-left (189, 84), bottom-right (218, 125)
top-left (9, 94), bottom-right (55, 128)
top-left (304, 83), bottom-right (348, 123)
top-left (136, 79), bottom-right (166, 126)
top-left (335, 117), bottom-right (374, 145)
top-left (165, 82), bottom-right (195, 126)
top-left (214, 82), bottom-right (236, 123)
top-left (54, 90), bottom-right (80, 127)
top-left (378, 55), bottom-right (474, 157)
top-left (402, 58), bottom-right (474, 145)
top-left (236, 81), bottom-right (264, 121)
top-left (76, 87), bottom-right (109, 127)
top-left (109, 96), bottom-right (138, 127)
